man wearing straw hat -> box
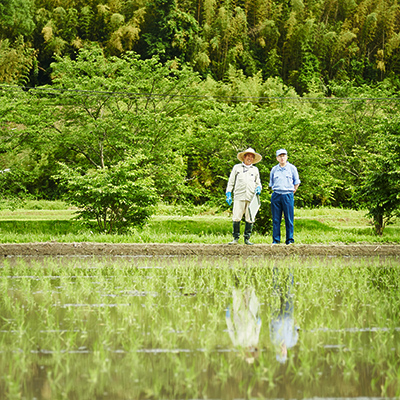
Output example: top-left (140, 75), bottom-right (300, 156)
top-left (226, 148), bottom-right (262, 245)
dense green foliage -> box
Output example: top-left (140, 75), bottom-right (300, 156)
top-left (1, 0), bottom-right (400, 233)
top-left (1, 0), bottom-right (400, 88)
top-left (356, 121), bottom-right (400, 234)
top-left (1, 45), bottom-right (400, 233)
top-left (57, 156), bottom-right (157, 233)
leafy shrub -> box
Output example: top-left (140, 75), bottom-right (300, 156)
top-left (356, 166), bottom-right (400, 235)
top-left (56, 156), bottom-right (157, 234)
top-left (0, 168), bottom-right (30, 210)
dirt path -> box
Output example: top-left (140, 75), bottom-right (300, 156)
top-left (0, 242), bottom-right (399, 257)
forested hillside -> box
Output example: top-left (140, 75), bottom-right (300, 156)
top-left (1, 0), bottom-right (400, 234)
top-left (1, 0), bottom-right (400, 88)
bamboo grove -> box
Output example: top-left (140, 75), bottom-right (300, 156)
top-left (1, 0), bottom-right (400, 88)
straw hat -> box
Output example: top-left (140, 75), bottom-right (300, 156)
top-left (237, 148), bottom-right (262, 164)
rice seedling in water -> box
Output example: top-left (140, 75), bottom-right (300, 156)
top-left (0, 255), bottom-right (399, 399)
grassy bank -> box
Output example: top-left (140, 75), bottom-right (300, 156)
top-left (0, 200), bottom-right (399, 244)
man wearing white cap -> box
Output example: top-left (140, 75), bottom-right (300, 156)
top-left (269, 149), bottom-right (300, 244)
top-left (226, 148), bottom-right (262, 245)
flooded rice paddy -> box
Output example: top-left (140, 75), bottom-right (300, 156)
top-left (0, 255), bottom-right (399, 400)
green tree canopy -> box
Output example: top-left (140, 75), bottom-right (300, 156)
top-left (0, 0), bottom-right (35, 39)
top-left (1, 45), bottom-right (202, 202)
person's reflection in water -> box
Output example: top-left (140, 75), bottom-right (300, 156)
top-left (226, 284), bottom-right (261, 364)
top-left (270, 267), bottom-right (300, 363)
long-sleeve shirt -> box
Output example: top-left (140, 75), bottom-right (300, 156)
top-left (226, 163), bottom-right (261, 202)
top-left (269, 162), bottom-right (300, 194)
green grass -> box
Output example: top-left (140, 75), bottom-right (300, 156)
top-left (0, 201), bottom-right (399, 244)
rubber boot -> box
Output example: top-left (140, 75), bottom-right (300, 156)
top-left (228, 221), bottom-right (241, 244)
top-left (244, 222), bottom-right (254, 245)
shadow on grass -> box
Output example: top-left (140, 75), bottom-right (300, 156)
top-left (147, 219), bottom-right (232, 235)
top-left (149, 218), bottom-right (338, 236)
top-left (0, 217), bottom-right (382, 239)
top-left (295, 219), bottom-right (337, 232)
top-left (0, 219), bottom-right (233, 236)
top-left (0, 220), bottom-right (84, 235)
top-left (296, 219), bottom-right (381, 238)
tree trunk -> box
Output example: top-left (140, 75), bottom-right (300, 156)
top-left (374, 214), bottom-right (384, 236)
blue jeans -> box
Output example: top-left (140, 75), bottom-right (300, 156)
top-left (271, 192), bottom-right (294, 244)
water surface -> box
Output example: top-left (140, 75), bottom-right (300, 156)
top-left (0, 255), bottom-right (399, 399)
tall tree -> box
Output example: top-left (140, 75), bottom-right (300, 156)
top-left (356, 121), bottom-right (400, 235)
top-left (0, 0), bottom-right (36, 84)
top-left (0, 0), bottom-right (35, 39)
top-left (204, 4), bottom-right (252, 79)
top-left (43, 45), bottom-right (200, 200)
top-left (137, 0), bottom-right (201, 63)
top-left (0, 39), bottom-right (37, 84)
